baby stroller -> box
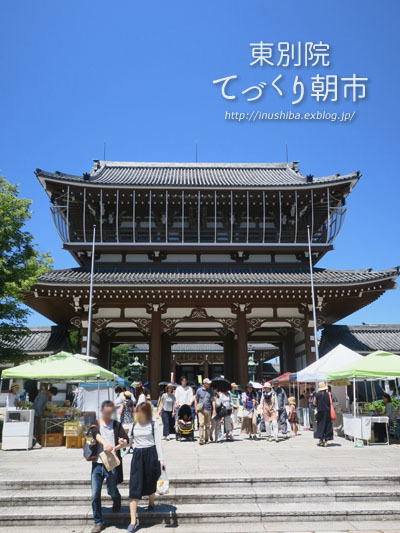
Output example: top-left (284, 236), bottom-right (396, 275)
top-left (175, 404), bottom-right (195, 441)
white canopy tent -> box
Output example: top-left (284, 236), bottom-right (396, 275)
top-left (297, 344), bottom-right (363, 383)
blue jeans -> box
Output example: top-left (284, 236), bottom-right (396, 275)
top-left (91, 463), bottom-right (121, 524)
top-left (161, 409), bottom-right (173, 437)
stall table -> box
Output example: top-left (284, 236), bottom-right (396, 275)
top-left (343, 413), bottom-right (389, 445)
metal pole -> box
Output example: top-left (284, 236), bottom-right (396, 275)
top-left (307, 225), bottom-right (319, 360)
top-left (87, 225), bottom-right (96, 361)
top-left (97, 377), bottom-right (100, 418)
top-left (353, 377), bottom-right (356, 417)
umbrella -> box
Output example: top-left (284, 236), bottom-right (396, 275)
top-left (211, 376), bottom-right (231, 391)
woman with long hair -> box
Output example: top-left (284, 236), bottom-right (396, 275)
top-left (241, 383), bottom-right (258, 440)
top-left (127, 402), bottom-right (164, 532)
top-left (158, 383), bottom-right (176, 440)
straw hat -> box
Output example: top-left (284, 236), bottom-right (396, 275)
top-left (231, 383), bottom-right (238, 389)
top-left (263, 382), bottom-right (272, 389)
top-left (166, 383), bottom-right (175, 390)
top-left (10, 382), bottom-right (19, 391)
top-left (123, 390), bottom-right (132, 399)
top-left (288, 396), bottom-right (296, 405)
top-left (318, 381), bottom-right (328, 392)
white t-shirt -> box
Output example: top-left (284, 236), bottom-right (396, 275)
top-left (175, 385), bottom-right (194, 406)
top-left (96, 420), bottom-right (115, 464)
top-left (132, 421), bottom-right (164, 461)
top-left (6, 392), bottom-right (18, 408)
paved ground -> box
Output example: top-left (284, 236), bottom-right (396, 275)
top-left (1, 424), bottom-right (400, 532)
top-left (1, 423), bottom-right (399, 482)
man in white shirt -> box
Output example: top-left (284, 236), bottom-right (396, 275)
top-left (175, 376), bottom-right (194, 411)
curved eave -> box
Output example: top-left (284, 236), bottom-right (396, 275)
top-left (31, 267), bottom-right (399, 289)
top-left (35, 167), bottom-right (361, 192)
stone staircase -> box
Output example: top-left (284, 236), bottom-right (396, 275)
top-left (1, 475), bottom-right (400, 527)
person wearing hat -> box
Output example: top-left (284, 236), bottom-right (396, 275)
top-left (241, 383), bottom-right (258, 440)
top-left (158, 384), bottom-right (176, 441)
top-left (313, 382), bottom-right (333, 447)
top-left (229, 383), bottom-right (240, 428)
top-left (194, 378), bottom-right (216, 445)
top-left (272, 379), bottom-right (289, 439)
top-left (31, 385), bottom-right (59, 449)
top-left (6, 382), bottom-right (21, 409)
top-left (119, 391), bottom-right (135, 431)
top-left (260, 382), bottom-right (279, 442)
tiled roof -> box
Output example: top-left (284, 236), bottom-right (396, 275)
top-left (0, 326), bottom-right (70, 354)
top-left (35, 161), bottom-right (360, 188)
top-left (132, 343), bottom-right (278, 353)
top-left (320, 324), bottom-right (400, 355)
top-left (37, 265), bottom-right (399, 287)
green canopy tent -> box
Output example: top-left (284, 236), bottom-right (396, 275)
top-left (1, 351), bottom-right (115, 381)
top-left (327, 351), bottom-right (400, 416)
top-left (1, 351), bottom-right (116, 416)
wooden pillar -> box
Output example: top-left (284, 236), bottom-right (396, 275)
top-left (236, 310), bottom-right (248, 387)
top-left (97, 331), bottom-right (110, 369)
top-left (223, 332), bottom-right (234, 381)
top-left (282, 330), bottom-right (296, 372)
top-left (149, 308), bottom-right (162, 399)
top-left (161, 333), bottom-right (171, 382)
top-left (171, 354), bottom-right (177, 383)
top-left (203, 358), bottom-right (209, 379)
top-left (256, 356), bottom-right (263, 382)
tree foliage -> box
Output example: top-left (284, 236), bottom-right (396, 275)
top-left (111, 344), bottom-right (146, 382)
top-left (0, 176), bottom-right (52, 363)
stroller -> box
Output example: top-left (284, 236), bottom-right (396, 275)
top-left (175, 404), bottom-right (195, 441)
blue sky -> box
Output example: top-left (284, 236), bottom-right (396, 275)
top-left (0, 0), bottom-right (399, 327)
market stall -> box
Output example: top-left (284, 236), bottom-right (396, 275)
top-left (1, 352), bottom-right (116, 450)
top-left (327, 351), bottom-right (400, 445)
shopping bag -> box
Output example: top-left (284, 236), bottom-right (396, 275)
top-left (328, 392), bottom-right (337, 422)
top-left (156, 466), bottom-right (169, 495)
top-left (99, 450), bottom-right (120, 472)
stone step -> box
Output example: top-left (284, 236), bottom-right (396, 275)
top-left (3, 522), bottom-right (400, 533)
top-left (1, 501), bottom-right (400, 526)
top-left (1, 485), bottom-right (400, 506)
top-left (2, 474), bottom-right (400, 491)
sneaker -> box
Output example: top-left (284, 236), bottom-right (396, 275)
top-left (112, 499), bottom-right (121, 513)
top-left (33, 442), bottom-right (42, 450)
top-left (275, 437), bottom-right (279, 443)
top-left (268, 437), bottom-right (273, 442)
top-left (147, 504), bottom-right (155, 511)
top-left (166, 436), bottom-right (170, 441)
top-left (91, 524), bottom-right (106, 533)
top-left (199, 440), bottom-right (204, 445)
top-left (284, 434), bottom-right (289, 439)
top-left (127, 523), bottom-right (138, 533)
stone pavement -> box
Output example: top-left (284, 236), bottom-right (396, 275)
top-left (1, 424), bottom-right (400, 532)
top-left (1, 423), bottom-right (399, 482)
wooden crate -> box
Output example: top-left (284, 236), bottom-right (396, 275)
top-left (43, 433), bottom-right (64, 447)
top-left (66, 435), bottom-right (84, 449)
top-left (63, 422), bottom-right (83, 437)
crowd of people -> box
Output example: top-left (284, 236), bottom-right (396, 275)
top-left (85, 377), bottom-right (338, 533)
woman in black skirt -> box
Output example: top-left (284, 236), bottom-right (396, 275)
top-left (313, 382), bottom-right (334, 447)
top-left (127, 402), bottom-right (164, 532)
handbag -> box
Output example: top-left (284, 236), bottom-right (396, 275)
top-left (329, 392), bottom-right (336, 422)
top-left (83, 425), bottom-right (98, 462)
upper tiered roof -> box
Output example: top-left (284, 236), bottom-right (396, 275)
top-left (36, 160), bottom-right (360, 189)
